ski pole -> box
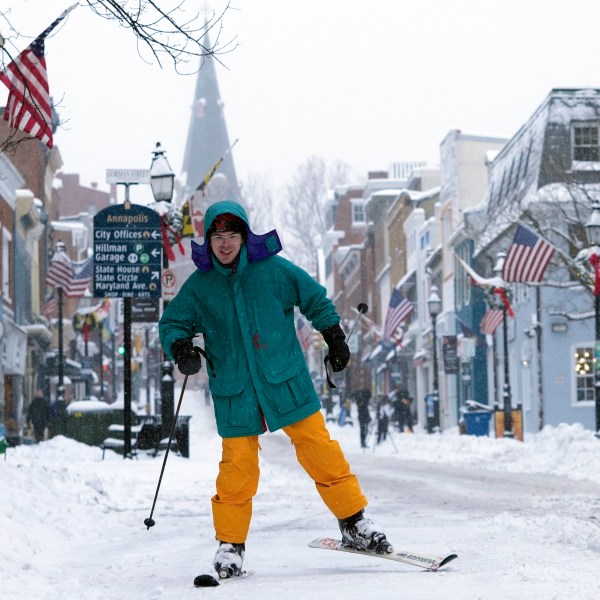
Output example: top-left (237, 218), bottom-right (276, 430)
top-left (325, 303), bottom-right (368, 389)
top-left (346, 302), bottom-right (368, 346)
top-left (144, 374), bottom-right (189, 530)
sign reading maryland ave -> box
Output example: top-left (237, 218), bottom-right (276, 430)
top-left (93, 204), bottom-right (162, 298)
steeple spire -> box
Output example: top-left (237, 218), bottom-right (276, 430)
top-left (181, 29), bottom-right (241, 207)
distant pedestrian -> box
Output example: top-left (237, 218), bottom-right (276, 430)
top-left (425, 393), bottom-right (437, 433)
top-left (397, 391), bottom-right (414, 433)
top-left (376, 396), bottom-right (394, 444)
top-left (355, 389), bottom-right (371, 448)
top-left (338, 398), bottom-right (353, 427)
top-left (27, 390), bottom-right (50, 443)
top-left (321, 394), bottom-right (335, 422)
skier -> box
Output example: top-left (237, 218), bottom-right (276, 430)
top-left (354, 389), bottom-right (371, 448)
top-left (159, 201), bottom-right (393, 579)
top-left (376, 396), bottom-right (394, 444)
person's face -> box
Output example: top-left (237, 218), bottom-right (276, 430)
top-left (210, 232), bottom-right (243, 265)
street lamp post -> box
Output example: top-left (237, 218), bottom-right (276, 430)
top-left (427, 285), bottom-right (442, 433)
top-left (585, 200), bottom-right (600, 436)
top-left (150, 142), bottom-right (176, 437)
top-left (98, 320), bottom-right (104, 401)
top-left (493, 252), bottom-right (514, 438)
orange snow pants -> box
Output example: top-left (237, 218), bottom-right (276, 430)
top-left (211, 410), bottom-right (368, 544)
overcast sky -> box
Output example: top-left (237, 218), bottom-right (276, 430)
top-left (3, 0), bottom-right (600, 204)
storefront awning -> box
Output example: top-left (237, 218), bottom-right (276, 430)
top-left (50, 375), bottom-right (72, 385)
top-left (45, 354), bottom-right (84, 380)
top-left (363, 343), bottom-right (384, 362)
top-left (395, 269), bottom-right (416, 293)
top-left (413, 349), bottom-right (428, 367)
top-left (23, 323), bottom-right (53, 344)
top-left (2, 319), bottom-right (27, 375)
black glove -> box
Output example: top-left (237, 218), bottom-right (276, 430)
top-left (171, 338), bottom-right (202, 375)
top-left (321, 324), bottom-right (350, 372)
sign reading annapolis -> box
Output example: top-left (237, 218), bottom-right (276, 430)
top-left (93, 204), bottom-right (162, 298)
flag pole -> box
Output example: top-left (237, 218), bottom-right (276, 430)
top-left (57, 286), bottom-right (65, 410)
top-left (196, 138), bottom-right (239, 195)
top-left (37, 3), bottom-right (79, 40)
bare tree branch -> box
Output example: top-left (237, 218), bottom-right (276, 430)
top-left (280, 156), bottom-right (353, 272)
top-left (80, 0), bottom-right (238, 72)
top-left (0, 2), bottom-right (237, 152)
top-left (241, 172), bottom-right (275, 233)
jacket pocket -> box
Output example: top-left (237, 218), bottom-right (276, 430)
top-left (263, 362), bottom-right (301, 384)
top-left (210, 378), bottom-right (249, 427)
top-left (263, 367), bottom-right (311, 415)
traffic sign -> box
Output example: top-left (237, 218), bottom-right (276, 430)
top-left (162, 268), bottom-right (177, 300)
top-left (93, 204), bottom-right (162, 298)
top-left (132, 298), bottom-right (161, 322)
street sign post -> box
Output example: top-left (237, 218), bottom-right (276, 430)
top-left (93, 202), bottom-right (162, 458)
top-left (105, 169), bottom-right (150, 185)
top-left (93, 204), bottom-right (162, 299)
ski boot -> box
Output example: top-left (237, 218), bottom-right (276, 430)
top-left (339, 510), bottom-right (394, 554)
top-left (213, 541), bottom-right (245, 579)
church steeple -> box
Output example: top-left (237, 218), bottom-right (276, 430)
top-left (181, 31), bottom-right (241, 206)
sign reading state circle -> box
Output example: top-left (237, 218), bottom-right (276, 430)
top-left (93, 203), bottom-right (162, 298)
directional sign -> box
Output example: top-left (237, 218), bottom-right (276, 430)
top-left (93, 204), bottom-right (162, 298)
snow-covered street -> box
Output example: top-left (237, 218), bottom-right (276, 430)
top-left (3, 389), bottom-right (600, 600)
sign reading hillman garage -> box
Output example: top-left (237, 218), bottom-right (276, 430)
top-left (93, 203), bottom-right (162, 298)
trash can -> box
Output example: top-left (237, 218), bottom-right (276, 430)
top-left (62, 399), bottom-right (125, 446)
top-left (462, 410), bottom-right (492, 436)
top-left (175, 415), bottom-right (192, 458)
top-left (136, 415), bottom-right (163, 452)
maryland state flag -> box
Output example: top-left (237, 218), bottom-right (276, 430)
top-left (180, 198), bottom-right (205, 238)
top-left (180, 201), bottom-right (194, 238)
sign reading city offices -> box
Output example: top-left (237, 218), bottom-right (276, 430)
top-left (93, 203), bottom-right (162, 298)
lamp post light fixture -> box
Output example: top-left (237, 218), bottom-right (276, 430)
top-left (493, 251), bottom-right (514, 438)
top-left (427, 285), bottom-right (442, 433)
top-left (585, 200), bottom-right (600, 436)
top-left (150, 142), bottom-right (175, 203)
top-left (150, 142), bottom-right (176, 437)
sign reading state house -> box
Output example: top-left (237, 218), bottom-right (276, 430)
top-left (93, 203), bottom-right (162, 298)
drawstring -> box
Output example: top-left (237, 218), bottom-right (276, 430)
top-left (196, 347), bottom-right (216, 378)
top-left (324, 355), bottom-right (336, 389)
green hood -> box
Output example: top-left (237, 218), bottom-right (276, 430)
top-left (191, 200), bottom-right (282, 272)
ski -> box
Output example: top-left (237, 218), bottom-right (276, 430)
top-left (193, 570), bottom-right (253, 587)
top-left (308, 537), bottom-right (457, 571)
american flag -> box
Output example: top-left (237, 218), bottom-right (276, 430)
top-left (502, 225), bottom-right (555, 283)
top-left (42, 293), bottom-right (57, 318)
top-left (46, 251), bottom-right (93, 298)
top-left (480, 309), bottom-right (504, 336)
top-left (384, 289), bottom-right (414, 340)
top-left (296, 318), bottom-right (311, 351)
top-left (0, 5), bottom-right (76, 147)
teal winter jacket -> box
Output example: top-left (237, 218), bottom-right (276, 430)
top-left (159, 201), bottom-right (340, 437)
